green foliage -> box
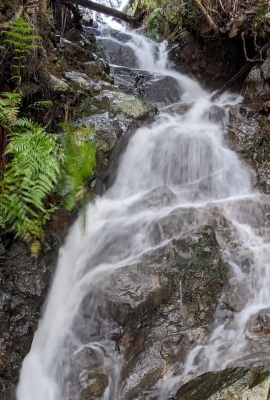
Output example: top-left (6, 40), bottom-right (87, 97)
top-left (1, 16), bottom-right (41, 85)
top-left (0, 91), bottom-right (58, 255)
top-left (183, 0), bottom-right (198, 20)
top-left (0, 92), bottom-right (97, 255)
top-left (132, 0), bottom-right (185, 42)
top-left (251, 0), bottom-right (269, 35)
top-left (59, 122), bottom-right (96, 212)
top-left (28, 100), bottom-right (52, 110)
top-left (1, 103), bottom-right (60, 255)
top-left (147, 8), bottom-right (163, 41)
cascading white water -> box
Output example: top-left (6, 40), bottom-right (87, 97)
top-left (17, 9), bottom-right (270, 400)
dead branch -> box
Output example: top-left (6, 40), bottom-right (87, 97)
top-left (193, 0), bottom-right (219, 33)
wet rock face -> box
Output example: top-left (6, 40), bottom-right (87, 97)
top-left (97, 37), bottom-right (137, 68)
top-left (111, 66), bottom-right (183, 107)
top-left (0, 232), bottom-right (61, 398)
top-left (175, 362), bottom-right (270, 400)
top-left (61, 217), bottom-right (227, 400)
top-left (228, 100), bottom-right (270, 193)
top-left (251, 308), bottom-right (270, 334)
top-left (90, 28), bottom-right (139, 69)
top-left (70, 193), bottom-right (270, 399)
top-left (117, 225), bottom-right (227, 399)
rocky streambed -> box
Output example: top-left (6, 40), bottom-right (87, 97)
top-left (2, 18), bottom-right (270, 400)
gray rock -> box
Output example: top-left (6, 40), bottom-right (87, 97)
top-left (242, 64), bottom-right (270, 99)
top-left (84, 61), bottom-right (114, 84)
top-left (130, 186), bottom-right (177, 212)
top-left (49, 74), bottom-right (70, 92)
top-left (97, 37), bottom-right (138, 68)
top-left (228, 101), bottom-right (270, 193)
top-left (84, 60), bottom-right (104, 76)
top-left (64, 71), bottom-right (96, 91)
top-left (58, 37), bottom-right (95, 66)
top-left (91, 89), bottom-right (151, 118)
top-left (111, 66), bottom-right (182, 106)
top-left (261, 58), bottom-right (270, 80)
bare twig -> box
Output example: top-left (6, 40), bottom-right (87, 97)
top-left (241, 32), bottom-right (263, 63)
top-left (232, 0), bottom-right (238, 18)
top-left (218, 0), bottom-right (225, 12)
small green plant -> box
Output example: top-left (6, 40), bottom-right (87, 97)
top-left (59, 122), bottom-right (96, 212)
top-left (28, 100), bottom-right (52, 110)
top-left (1, 15), bottom-right (41, 85)
top-left (147, 8), bottom-right (163, 41)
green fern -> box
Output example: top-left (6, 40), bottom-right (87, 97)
top-left (2, 117), bottom-right (60, 249)
top-left (0, 91), bottom-right (21, 127)
top-left (1, 16), bottom-right (41, 85)
top-left (59, 122), bottom-right (96, 211)
top-left (0, 93), bottom-right (97, 256)
top-left (0, 91), bottom-right (60, 256)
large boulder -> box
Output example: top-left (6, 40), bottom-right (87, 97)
top-left (111, 66), bottom-right (183, 107)
top-left (96, 36), bottom-right (138, 68)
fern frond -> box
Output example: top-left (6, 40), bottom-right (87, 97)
top-left (1, 16), bottom-right (41, 85)
top-left (15, 116), bottom-right (33, 128)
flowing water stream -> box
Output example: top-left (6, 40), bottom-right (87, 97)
top-left (17, 6), bottom-right (270, 400)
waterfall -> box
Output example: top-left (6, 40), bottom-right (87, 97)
top-left (16, 5), bottom-right (270, 400)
